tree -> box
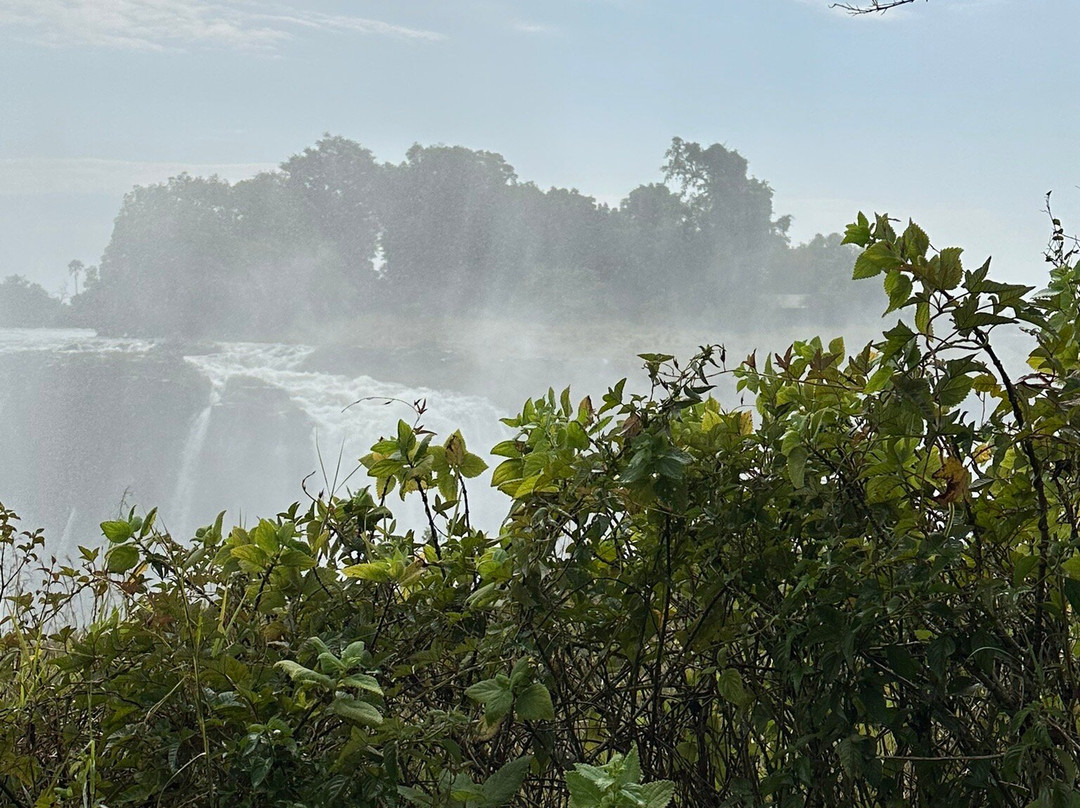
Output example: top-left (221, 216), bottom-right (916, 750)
top-left (379, 144), bottom-right (518, 310)
top-left (280, 135), bottom-right (383, 278)
top-left (67, 259), bottom-right (84, 297)
top-left (661, 137), bottom-right (790, 317)
top-left (80, 135), bottom-right (882, 338)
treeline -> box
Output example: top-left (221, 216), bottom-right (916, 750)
top-left (60, 135), bottom-right (878, 340)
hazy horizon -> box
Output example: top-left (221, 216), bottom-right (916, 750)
top-left (3, 0), bottom-right (1079, 294)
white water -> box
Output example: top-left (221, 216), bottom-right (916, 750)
top-left (0, 327), bottom-right (155, 356)
top-left (169, 401), bottom-right (215, 533)
top-left (183, 341), bottom-right (510, 531)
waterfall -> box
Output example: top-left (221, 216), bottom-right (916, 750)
top-left (168, 396), bottom-right (217, 536)
top-left (176, 341), bottom-right (511, 532)
top-left (60, 506), bottom-right (79, 548)
top-left (0, 328), bottom-right (512, 546)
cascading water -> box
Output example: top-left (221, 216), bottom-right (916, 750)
top-left (169, 398), bottom-right (217, 534)
top-left (175, 340), bottom-right (510, 535)
top-left (0, 326), bottom-right (518, 548)
top-left (0, 328), bottom-right (512, 552)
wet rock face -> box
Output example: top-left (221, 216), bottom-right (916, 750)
top-left (0, 347), bottom-right (209, 546)
top-left (0, 329), bottom-right (513, 554)
top-left (170, 375), bottom-right (313, 534)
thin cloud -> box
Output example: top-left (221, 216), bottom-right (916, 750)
top-left (0, 0), bottom-right (444, 52)
top-left (513, 21), bottom-right (558, 34)
top-left (0, 157), bottom-right (277, 196)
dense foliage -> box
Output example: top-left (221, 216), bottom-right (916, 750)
top-left (67, 136), bottom-right (877, 339)
top-left (4, 213), bottom-right (1080, 806)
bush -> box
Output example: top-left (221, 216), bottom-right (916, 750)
top-left (3, 213), bottom-right (1080, 806)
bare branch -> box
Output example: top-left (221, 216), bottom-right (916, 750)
top-left (831, 0), bottom-right (924, 14)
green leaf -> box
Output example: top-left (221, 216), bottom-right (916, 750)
top-left (936, 374), bottom-right (972, 410)
top-left (252, 520), bottom-right (279, 554)
top-left (566, 421), bottom-right (590, 450)
top-left (342, 673), bottom-right (383, 695)
top-left (617, 747), bottom-right (642, 787)
top-left (491, 459), bottom-right (523, 491)
top-left (838, 735), bottom-right (863, 779)
top-left (490, 440), bottom-right (523, 459)
top-left (939, 247), bottom-right (964, 290)
top-left (1063, 579), bottom-right (1080, 614)
top-left (864, 365), bottom-right (894, 395)
top-left (853, 241), bottom-right (903, 280)
top-left (479, 756), bottom-right (532, 807)
top-left (101, 520), bottom-right (132, 543)
top-left (565, 772), bottom-right (606, 808)
top-left (437, 469), bottom-right (459, 503)
top-left (466, 678), bottom-right (508, 704)
top-left (279, 548), bottom-right (316, 569)
top-left (717, 668), bottom-right (749, 707)
top-left (514, 683), bottom-right (554, 721)
top-left (341, 640), bottom-right (368, 663)
top-left (105, 543), bottom-right (139, 573)
top-left (397, 419), bottom-right (416, 453)
top-left (458, 452), bottom-right (489, 479)
top-left (330, 695), bottom-right (383, 726)
top-left (786, 445), bottom-right (809, 490)
top-left (915, 300), bottom-right (932, 336)
top-left (927, 635), bottom-right (955, 680)
top-left (466, 677), bottom-right (514, 720)
top-left (884, 645), bottom-right (921, 681)
top-left (274, 660), bottom-right (334, 688)
top-left (903, 221), bottom-right (930, 260)
top-left (510, 658), bottom-right (532, 688)
top-left (342, 562), bottom-right (392, 583)
top-left (231, 544), bottom-right (269, 572)
top-left (1063, 554), bottom-right (1080, 581)
top-left (451, 774), bottom-right (483, 804)
top-left (638, 780), bottom-right (675, 808)
top-left (883, 269), bottom-right (913, 313)
top-left (398, 786), bottom-right (433, 807)
top-left (1013, 553), bottom-right (1039, 587)
top-left (842, 212), bottom-right (872, 247)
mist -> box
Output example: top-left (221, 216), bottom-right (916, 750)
top-left (0, 130), bottom-right (892, 547)
top-left (0, 0), bottom-right (1072, 557)
top-left (9, 2), bottom-right (1080, 805)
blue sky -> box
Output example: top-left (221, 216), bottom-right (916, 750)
top-left (2, 0), bottom-right (1077, 294)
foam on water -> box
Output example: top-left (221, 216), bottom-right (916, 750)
top-left (0, 327), bottom-right (155, 356)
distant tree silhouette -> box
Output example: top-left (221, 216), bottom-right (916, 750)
top-left (83, 135), bottom-right (883, 338)
top-left (67, 259), bottom-right (84, 297)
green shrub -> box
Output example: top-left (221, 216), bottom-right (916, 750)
top-left (3, 213), bottom-right (1080, 806)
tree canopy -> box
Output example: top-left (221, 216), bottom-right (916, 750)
top-left (71, 135), bottom-right (878, 340)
